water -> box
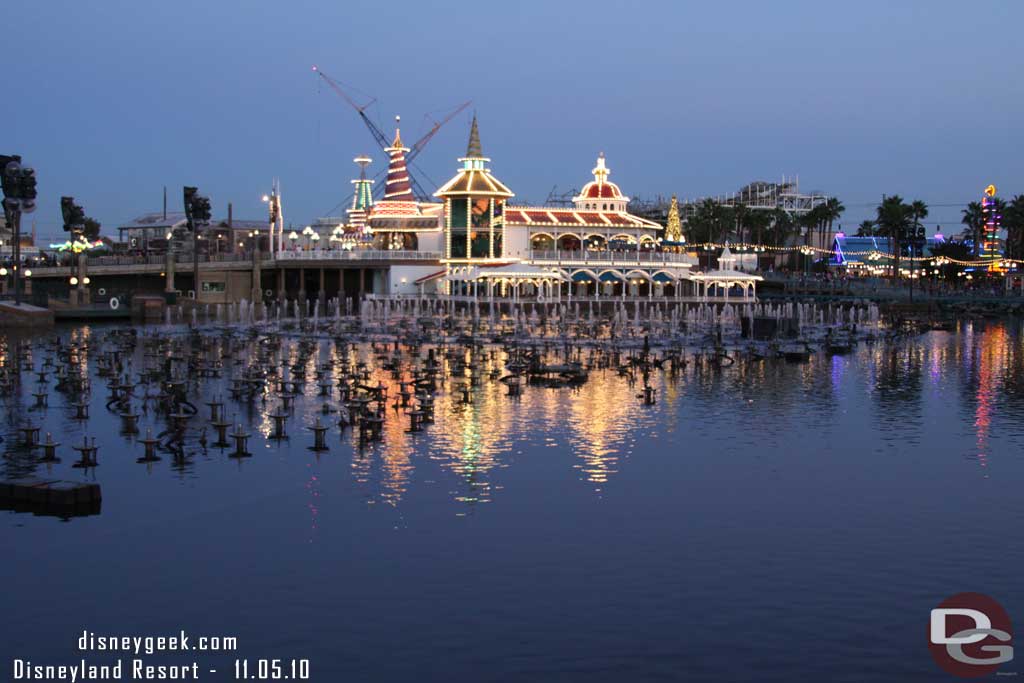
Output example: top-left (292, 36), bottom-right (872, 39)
top-left (1, 321), bottom-right (1023, 682)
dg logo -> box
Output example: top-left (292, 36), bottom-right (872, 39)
top-left (929, 592), bottom-right (1013, 678)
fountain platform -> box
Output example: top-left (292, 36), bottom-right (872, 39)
top-left (0, 478), bottom-right (102, 509)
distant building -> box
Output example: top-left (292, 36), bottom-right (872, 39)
top-left (679, 177), bottom-right (829, 218)
top-left (831, 234), bottom-right (945, 272)
top-left (117, 212), bottom-right (188, 251)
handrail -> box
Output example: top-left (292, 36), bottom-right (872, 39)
top-left (275, 249), bottom-right (441, 261)
top-left (527, 249), bottom-right (697, 265)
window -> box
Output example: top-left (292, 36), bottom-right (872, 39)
top-left (449, 198), bottom-right (468, 258)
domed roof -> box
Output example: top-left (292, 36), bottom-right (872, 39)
top-left (580, 182), bottom-right (623, 199)
top-left (573, 153), bottom-right (628, 204)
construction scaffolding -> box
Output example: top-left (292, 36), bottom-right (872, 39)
top-left (629, 175), bottom-right (829, 225)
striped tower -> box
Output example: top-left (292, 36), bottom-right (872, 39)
top-left (370, 117), bottom-right (420, 217)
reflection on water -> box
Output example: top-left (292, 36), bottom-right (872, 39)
top-left (4, 320), bottom-right (1024, 681)
top-left (3, 321), bottom-right (1024, 503)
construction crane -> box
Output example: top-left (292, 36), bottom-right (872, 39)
top-left (313, 65), bottom-right (470, 201)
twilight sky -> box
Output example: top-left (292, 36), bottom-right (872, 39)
top-left (7, 0), bottom-right (1022, 240)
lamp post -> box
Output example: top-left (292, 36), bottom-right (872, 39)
top-left (183, 186), bottom-right (211, 301)
top-left (288, 231), bottom-right (298, 252)
top-left (302, 225), bottom-right (314, 251)
top-left (249, 228), bottom-right (261, 302)
top-left (262, 190), bottom-right (279, 260)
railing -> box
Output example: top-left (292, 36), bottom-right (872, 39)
top-left (174, 252), bottom-right (251, 264)
top-left (274, 249), bottom-right (441, 261)
top-left (527, 249), bottom-right (697, 266)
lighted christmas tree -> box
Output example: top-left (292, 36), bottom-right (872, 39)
top-left (665, 194), bottom-right (683, 243)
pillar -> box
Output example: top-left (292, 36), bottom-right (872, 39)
top-left (276, 268), bottom-right (285, 302)
top-left (298, 267), bottom-right (306, 303)
top-left (318, 268), bottom-right (326, 307)
top-left (251, 253), bottom-right (262, 303)
top-left (78, 253), bottom-right (90, 304)
top-left (165, 249), bottom-right (176, 295)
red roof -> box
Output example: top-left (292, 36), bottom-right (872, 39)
top-left (575, 212), bottom-right (606, 225)
top-left (581, 182), bottom-right (621, 199)
top-left (526, 210), bottom-right (557, 223)
top-left (502, 206), bottom-right (660, 230)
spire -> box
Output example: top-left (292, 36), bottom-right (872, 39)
top-left (383, 116), bottom-right (415, 203)
top-left (592, 152), bottom-right (609, 185)
top-left (466, 114), bottom-right (483, 158)
top-left (350, 155), bottom-right (374, 215)
top-left (665, 194), bottom-right (683, 242)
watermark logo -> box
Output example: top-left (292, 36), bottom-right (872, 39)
top-left (929, 592), bottom-right (1013, 678)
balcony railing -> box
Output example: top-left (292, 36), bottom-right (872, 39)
top-left (274, 249), bottom-right (441, 261)
top-left (527, 249), bottom-right (697, 266)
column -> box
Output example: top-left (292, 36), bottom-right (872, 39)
top-left (251, 253), bottom-right (262, 303)
top-left (165, 248), bottom-right (176, 297)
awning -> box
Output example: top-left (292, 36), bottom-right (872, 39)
top-left (415, 269), bottom-right (446, 284)
top-left (571, 271), bottom-right (594, 282)
top-left (599, 271), bottom-right (625, 282)
top-left (652, 271), bottom-right (675, 283)
top-left (473, 263), bottom-right (567, 281)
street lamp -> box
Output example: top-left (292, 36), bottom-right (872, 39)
top-left (262, 190), bottom-right (280, 258)
top-left (288, 231), bottom-right (299, 251)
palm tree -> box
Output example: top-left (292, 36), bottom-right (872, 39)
top-left (876, 195), bottom-right (911, 278)
top-left (961, 201), bottom-right (985, 256)
top-left (734, 202), bottom-right (750, 245)
top-left (856, 220), bottom-right (876, 236)
top-left (745, 210), bottom-right (771, 269)
top-left (821, 197), bottom-right (845, 250)
top-left (1004, 195), bottom-right (1024, 260)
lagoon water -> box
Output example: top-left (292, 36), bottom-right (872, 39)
top-left (2, 321), bottom-right (1023, 682)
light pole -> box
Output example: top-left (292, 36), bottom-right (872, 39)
top-left (262, 190), bottom-right (279, 260)
top-left (183, 186), bottom-right (211, 300)
top-left (249, 228), bottom-right (261, 302)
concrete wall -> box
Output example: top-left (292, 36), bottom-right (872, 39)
top-left (504, 225), bottom-right (529, 258)
top-left (389, 265), bottom-right (444, 295)
top-left (418, 231), bottom-right (443, 253)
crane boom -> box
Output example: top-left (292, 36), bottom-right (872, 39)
top-left (313, 65), bottom-right (472, 201)
top-left (312, 66), bottom-right (389, 151)
top-left (407, 100), bottom-right (472, 164)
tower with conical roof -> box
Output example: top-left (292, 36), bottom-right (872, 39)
top-left (435, 114), bottom-right (514, 260)
top-left (347, 154), bottom-right (374, 230)
top-left (369, 117), bottom-right (421, 218)
top-left (665, 194), bottom-right (683, 243)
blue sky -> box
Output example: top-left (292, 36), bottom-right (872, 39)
top-left (7, 0), bottom-right (1022, 239)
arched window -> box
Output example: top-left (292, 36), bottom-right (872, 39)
top-left (602, 203), bottom-right (607, 210)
